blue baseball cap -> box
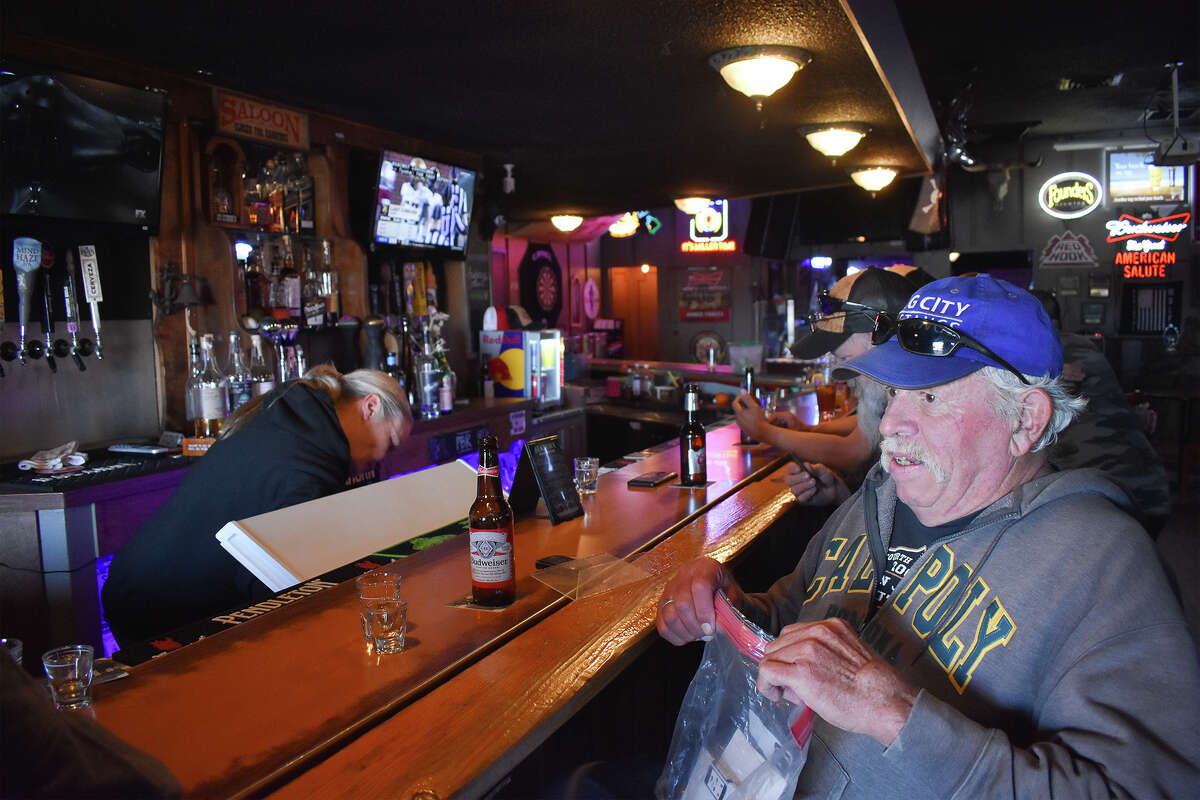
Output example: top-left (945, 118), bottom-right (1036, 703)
top-left (834, 275), bottom-right (1062, 389)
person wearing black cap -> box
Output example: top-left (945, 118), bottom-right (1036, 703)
top-left (1030, 289), bottom-right (1171, 537)
top-left (658, 275), bottom-right (1200, 797)
top-left (732, 267), bottom-right (918, 502)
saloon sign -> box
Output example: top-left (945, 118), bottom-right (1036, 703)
top-left (1037, 172), bottom-right (1103, 219)
top-left (215, 90), bottom-right (310, 150)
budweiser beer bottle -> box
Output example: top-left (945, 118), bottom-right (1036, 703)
top-left (469, 435), bottom-right (516, 606)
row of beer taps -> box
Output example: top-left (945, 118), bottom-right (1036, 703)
top-left (2, 237), bottom-right (104, 377)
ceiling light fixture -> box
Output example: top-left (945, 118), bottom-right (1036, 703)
top-left (550, 214), bottom-right (583, 232)
top-left (674, 197), bottom-right (712, 215)
top-left (802, 124), bottom-right (870, 161)
top-left (850, 166), bottom-right (898, 193)
top-left (640, 264), bottom-right (652, 274)
top-left (709, 46), bottom-right (813, 111)
top-left (608, 213), bottom-right (639, 238)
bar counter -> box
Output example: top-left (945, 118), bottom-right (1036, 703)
top-left (86, 424), bottom-right (794, 798)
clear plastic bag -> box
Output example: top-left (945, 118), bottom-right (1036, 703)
top-left (656, 592), bottom-right (814, 800)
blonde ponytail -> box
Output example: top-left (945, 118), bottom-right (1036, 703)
top-left (219, 365), bottom-right (411, 439)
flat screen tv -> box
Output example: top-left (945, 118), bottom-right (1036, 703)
top-left (372, 150), bottom-right (475, 254)
top-left (1107, 149), bottom-right (1189, 206)
top-left (1, 59), bottom-right (166, 229)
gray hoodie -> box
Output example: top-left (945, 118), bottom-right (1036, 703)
top-left (740, 466), bottom-right (1200, 798)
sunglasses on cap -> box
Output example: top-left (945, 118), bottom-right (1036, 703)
top-left (807, 291), bottom-right (885, 329)
top-left (871, 313), bottom-right (1031, 385)
top-left (818, 290), bottom-right (883, 318)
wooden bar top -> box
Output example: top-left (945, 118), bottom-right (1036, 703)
top-left (89, 424), bottom-right (786, 797)
top-left (267, 469), bottom-right (798, 800)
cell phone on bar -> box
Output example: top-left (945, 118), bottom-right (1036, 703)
top-left (627, 471), bottom-right (677, 488)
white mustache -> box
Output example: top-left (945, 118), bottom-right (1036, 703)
top-left (880, 437), bottom-right (948, 484)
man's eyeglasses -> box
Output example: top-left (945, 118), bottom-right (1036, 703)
top-left (871, 313), bottom-right (1031, 385)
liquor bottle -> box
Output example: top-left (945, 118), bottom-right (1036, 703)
top-left (469, 435), bottom-right (515, 607)
top-left (319, 240), bottom-right (341, 325)
top-left (301, 244), bottom-right (325, 329)
top-left (243, 237), bottom-right (270, 320)
top-left (226, 330), bottom-right (253, 412)
top-left (279, 235), bottom-right (301, 319)
top-left (249, 333), bottom-right (276, 396)
top-left (188, 333), bottom-right (230, 438)
top-left (416, 322), bottom-right (441, 419)
top-left (184, 332), bottom-right (201, 422)
top-left (740, 366), bottom-right (757, 445)
top-left (679, 384), bottom-right (707, 486)
top-left (439, 373), bottom-right (454, 415)
top-left (398, 315), bottom-right (415, 407)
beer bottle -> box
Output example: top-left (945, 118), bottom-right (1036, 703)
top-left (740, 366), bottom-right (757, 445)
top-left (469, 435), bottom-right (516, 606)
top-left (679, 384), bottom-right (707, 486)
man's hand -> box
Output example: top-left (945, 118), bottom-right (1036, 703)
top-left (757, 618), bottom-right (918, 747)
top-left (656, 557), bottom-right (744, 645)
top-left (767, 410), bottom-right (804, 430)
top-left (733, 391), bottom-right (769, 442)
top-left (784, 461), bottom-right (849, 507)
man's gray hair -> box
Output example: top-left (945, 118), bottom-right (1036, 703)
top-left (980, 366), bottom-right (1086, 453)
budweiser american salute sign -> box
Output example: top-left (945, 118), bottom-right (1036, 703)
top-left (1105, 212), bottom-right (1191, 279)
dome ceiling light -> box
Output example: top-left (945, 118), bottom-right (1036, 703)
top-left (708, 46), bottom-right (813, 112)
top-left (802, 124), bottom-right (870, 163)
top-left (550, 214), bottom-right (583, 232)
top-left (850, 166), bottom-right (898, 194)
top-left (673, 197), bottom-right (712, 215)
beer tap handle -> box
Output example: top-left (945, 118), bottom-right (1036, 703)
top-left (61, 251), bottom-right (85, 370)
top-left (40, 262), bottom-right (57, 373)
top-left (77, 245), bottom-right (104, 360)
top-left (12, 237), bottom-right (42, 364)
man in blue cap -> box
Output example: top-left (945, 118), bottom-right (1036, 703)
top-left (657, 275), bottom-right (1200, 797)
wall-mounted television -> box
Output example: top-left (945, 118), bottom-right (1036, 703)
top-left (372, 150), bottom-right (475, 254)
top-left (1, 59), bottom-right (166, 230)
top-left (1107, 150), bottom-right (1189, 205)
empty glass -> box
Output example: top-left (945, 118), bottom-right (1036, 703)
top-left (356, 570), bottom-right (406, 654)
top-left (574, 457), bottom-right (599, 495)
top-left (42, 645), bottom-right (94, 709)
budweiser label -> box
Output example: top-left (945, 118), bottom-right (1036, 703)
top-left (469, 528), bottom-right (512, 584)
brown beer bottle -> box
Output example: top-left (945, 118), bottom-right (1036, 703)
top-left (469, 435), bottom-right (516, 606)
top-left (679, 384), bottom-right (707, 486)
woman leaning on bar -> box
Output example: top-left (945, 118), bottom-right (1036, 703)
top-left (102, 366), bottom-right (413, 649)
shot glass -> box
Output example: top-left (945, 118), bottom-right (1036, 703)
top-left (42, 644), bottom-right (94, 709)
top-left (356, 570), bottom-right (406, 654)
top-left (574, 456), bottom-right (599, 495)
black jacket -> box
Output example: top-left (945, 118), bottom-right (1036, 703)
top-left (102, 384), bottom-right (350, 647)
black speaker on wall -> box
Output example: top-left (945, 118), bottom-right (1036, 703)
top-left (744, 194), bottom-right (799, 259)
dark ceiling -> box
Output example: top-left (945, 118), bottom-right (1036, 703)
top-left (3, 0), bottom-right (1198, 224)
